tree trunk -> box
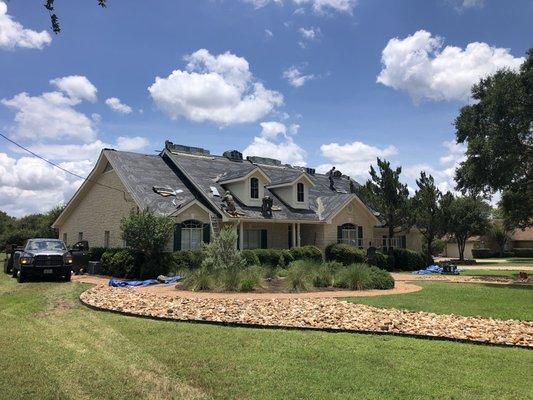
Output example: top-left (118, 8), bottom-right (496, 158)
top-left (388, 224), bottom-right (395, 254)
top-left (426, 238), bottom-right (433, 264)
top-left (457, 236), bottom-right (465, 261)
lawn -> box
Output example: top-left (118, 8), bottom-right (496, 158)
top-left (346, 281), bottom-right (533, 320)
top-left (475, 257), bottom-right (533, 266)
top-left (460, 269), bottom-right (522, 278)
top-left (1, 274), bottom-right (532, 400)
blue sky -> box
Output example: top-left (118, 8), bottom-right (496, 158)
top-left (0, 0), bottom-right (531, 216)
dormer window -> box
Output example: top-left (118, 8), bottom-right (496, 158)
top-left (250, 177), bottom-right (259, 199)
top-left (297, 182), bottom-right (304, 202)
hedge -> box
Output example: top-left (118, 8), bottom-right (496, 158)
top-left (100, 249), bottom-right (136, 278)
top-left (325, 243), bottom-right (366, 265)
top-left (368, 251), bottom-right (394, 272)
top-left (248, 248), bottom-right (294, 267)
top-left (391, 248), bottom-right (428, 271)
top-left (471, 248), bottom-right (521, 258)
top-left (172, 250), bottom-right (203, 270)
top-left (289, 245), bottom-right (323, 263)
top-left (513, 248), bottom-right (533, 257)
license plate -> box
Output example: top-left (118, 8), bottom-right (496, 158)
top-left (43, 269), bottom-right (53, 274)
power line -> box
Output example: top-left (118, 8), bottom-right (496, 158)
top-left (0, 132), bottom-right (126, 195)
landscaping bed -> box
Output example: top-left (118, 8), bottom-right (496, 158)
top-left (80, 285), bottom-right (533, 348)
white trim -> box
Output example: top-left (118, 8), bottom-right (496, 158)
top-left (218, 167), bottom-right (271, 185)
top-left (266, 173), bottom-right (315, 189)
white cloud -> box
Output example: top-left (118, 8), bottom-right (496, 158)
top-left (148, 49), bottom-right (283, 125)
top-left (0, 1), bottom-right (51, 50)
top-left (377, 30), bottom-right (525, 102)
top-left (316, 140), bottom-right (398, 181)
top-left (298, 27), bottom-right (321, 48)
top-left (243, 121), bottom-right (307, 166)
top-left (105, 97), bottom-right (133, 114)
top-left (1, 90), bottom-right (96, 142)
top-left (50, 75), bottom-right (98, 102)
top-left (283, 65), bottom-right (316, 87)
top-left (242, 0), bottom-right (356, 14)
top-left (115, 136), bottom-right (149, 152)
top-left (264, 29), bottom-right (273, 39)
top-left (452, 0), bottom-right (485, 11)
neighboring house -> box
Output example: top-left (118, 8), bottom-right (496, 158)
top-left (53, 141), bottom-right (423, 253)
top-left (444, 224), bottom-right (533, 259)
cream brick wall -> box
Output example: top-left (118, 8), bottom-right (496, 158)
top-left (58, 169), bottom-right (136, 248)
top-left (323, 198), bottom-right (377, 249)
top-left (241, 222), bottom-right (290, 249)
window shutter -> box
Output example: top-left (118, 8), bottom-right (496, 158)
top-left (358, 226), bottom-right (363, 239)
top-left (260, 229), bottom-right (268, 249)
top-left (203, 223), bottom-right (211, 244)
top-left (173, 223), bottom-right (182, 251)
top-left (401, 235), bottom-right (406, 249)
top-left (337, 226), bottom-right (342, 243)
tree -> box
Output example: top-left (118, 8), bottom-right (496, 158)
top-left (454, 49), bottom-right (533, 229)
top-left (487, 224), bottom-right (511, 258)
top-left (42, 0), bottom-right (108, 34)
top-left (120, 208), bottom-right (173, 258)
top-left (442, 195), bottom-right (491, 261)
top-left (412, 172), bottom-right (445, 263)
top-left (356, 158), bottom-right (411, 248)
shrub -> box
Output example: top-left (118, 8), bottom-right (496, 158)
top-left (368, 251), bottom-right (394, 271)
top-left (334, 263), bottom-right (372, 290)
top-left (240, 249), bottom-right (260, 266)
top-left (183, 267), bottom-right (214, 291)
top-left (325, 243), bottom-right (366, 265)
top-left (512, 248), bottom-right (533, 257)
top-left (311, 264), bottom-right (334, 287)
top-left (239, 267), bottom-right (261, 292)
top-left (289, 245), bottom-right (323, 263)
top-left (249, 249), bottom-right (294, 267)
top-left (240, 278), bottom-right (256, 292)
top-left (172, 250), bottom-right (203, 270)
top-left (100, 249), bottom-right (136, 278)
top-left (392, 248), bottom-right (428, 271)
top-left (367, 266), bottom-right (395, 289)
top-left (286, 260), bottom-right (310, 291)
top-left (220, 269), bottom-right (241, 291)
top-left (88, 247), bottom-right (109, 262)
top-left (202, 227), bottom-right (243, 271)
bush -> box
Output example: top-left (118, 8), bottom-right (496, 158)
top-left (87, 247), bottom-right (109, 262)
top-left (334, 263), bottom-right (372, 290)
top-left (289, 245), bottom-right (323, 263)
top-left (367, 266), bottom-right (395, 289)
top-left (325, 243), bottom-right (366, 265)
top-left (100, 249), bottom-right (136, 278)
top-left (286, 260), bottom-right (310, 291)
top-left (240, 278), bottom-right (257, 292)
top-left (311, 264), bottom-right (334, 287)
top-left (172, 250), bottom-right (203, 271)
top-left (240, 249), bottom-right (260, 266)
top-left (471, 248), bottom-right (518, 258)
top-left (249, 248), bottom-right (294, 267)
top-left (392, 248), bottom-right (428, 271)
top-left (183, 267), bottom-right (214, 291)
top-left (368, 251), bottom-right (394, 271)
top-left (512, 248), bottom-right (533, 257)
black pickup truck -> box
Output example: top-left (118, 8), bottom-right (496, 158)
top-left (4, 239), bottom-right (74, 283)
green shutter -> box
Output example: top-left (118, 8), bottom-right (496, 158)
top-left (358, 226), bottom-right (363, 239)
top-left (203, 223), bottom-right (211, 244)
top-left (401, 235), bottom-right (406, 249)
top-left (337, 226), bottom-right (342, 243)
top-left (173, 223), bottom-right (182, 251)
top-left (260, 229), bottom-right (268, 249)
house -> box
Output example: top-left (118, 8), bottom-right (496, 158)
top-left (52, 141), bottom-right (423, 253)
top-left (444, 224), bottom-right (533, 259)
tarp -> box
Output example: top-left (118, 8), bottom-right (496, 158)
top-left (108, 275), bottom-right (182, 287)
top-left (412, 265), bottom-right (443, 275)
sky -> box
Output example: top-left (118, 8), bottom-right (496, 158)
top-left (0, 0), bottom-right (531, 217)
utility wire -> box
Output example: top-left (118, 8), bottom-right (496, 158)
top-left (0, 132), bottom-right (126, 195)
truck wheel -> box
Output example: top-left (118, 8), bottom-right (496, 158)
top-left (17, 269), bottom-right (25, 283)
top-left (64, 272), bottom-right (71, 282)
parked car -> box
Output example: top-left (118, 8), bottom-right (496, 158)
top-left (10, 238), bottom-right (74, 283)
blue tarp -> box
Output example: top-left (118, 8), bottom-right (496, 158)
top-left (108, 275), bottom-right (182, 287)
top-left (412, 265), bottom-right (443, 275)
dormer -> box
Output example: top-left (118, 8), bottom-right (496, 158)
top-left (218, 167), bottom-right (271, 207)
top-left (267, 173), bottom-right (315, 209)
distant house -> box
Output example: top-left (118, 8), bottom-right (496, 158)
top-left (52, 141), bottom-right (422, 252)
top-left (444, 224), bottom-right (533, 259)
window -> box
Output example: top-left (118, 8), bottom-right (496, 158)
top-left (104, 231), bottom-right (110, 248)
top-left (340, 223), bottom-right (363, 247)
top-left (250, 177), bottom-right (259, 199)
top-left (381, 236), bottom-right (402, 248)
top-left (244, 229), bottom-right (261, 249)
top-left (181, 220), bottom-right (203, 251)
top-left (297, 182), bottom-right (304, 202)
top-left (63, 233), bottom-right (67, 246)
top-left (78, 232), bottom-right (83, 242)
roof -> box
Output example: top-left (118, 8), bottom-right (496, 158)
top-left (104, 150), bottom-right (197, 215)
top-left (162, 148), bottom-right (369, 222)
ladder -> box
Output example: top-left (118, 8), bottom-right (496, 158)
top-left (209, 213), bottom-right (221, 236)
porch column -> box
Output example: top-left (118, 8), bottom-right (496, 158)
top-left (239, 221), bottom-right (244, 250)
top-left (297, 223), bottom-right (301, 247)
top-left (291, 223), bottom-right (296, 249)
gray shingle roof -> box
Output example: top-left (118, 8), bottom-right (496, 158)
top-left (104, 150), bottom-right (196, 215)
top-left (162, 149), bottom-right (363, 222)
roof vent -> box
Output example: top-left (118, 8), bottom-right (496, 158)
top-left (305, 167), bottom-right (316, 175)
top-left (165, 141), bottom-right (210, 156)
top-left (246, 156), bottom-right (281, 166)
top-left (223, 150), bottom-right (243, 162)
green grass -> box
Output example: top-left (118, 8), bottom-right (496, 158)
top-left (475, 257), bottom-right (533, 265)
top-left (0, 274), bottom-right (532, 399)
top-left (346, 281), bottom-right (533, 320)
top-left (460, 269), bottom-right (522, 278)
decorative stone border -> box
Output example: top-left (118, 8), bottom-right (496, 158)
top-left (80, 286), bottom-right (532, 348)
